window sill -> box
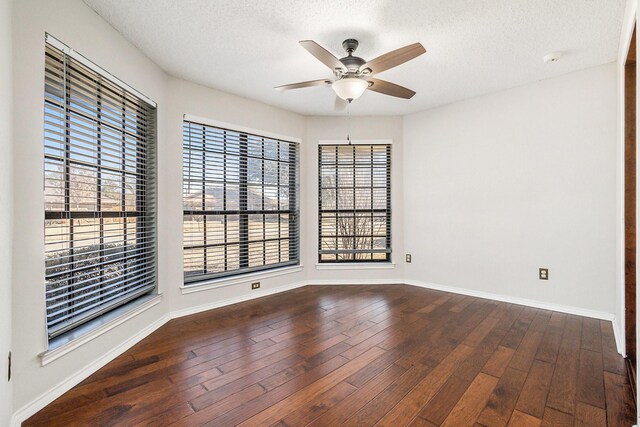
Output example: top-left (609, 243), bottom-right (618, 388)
top-left (315, 262), bottom-right (396, 270)
top-left (180, 265), bottom-right (304, 295)
top-left (40, 294), bottom-right (163, 366)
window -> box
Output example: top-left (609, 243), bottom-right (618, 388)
top-left (318, 143), bottom-right (391, 262)
top-left (44, 36), bottom-right (157, 339)
top-left (183, 120), bottom-right (299, 283)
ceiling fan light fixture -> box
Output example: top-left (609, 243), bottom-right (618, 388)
top-left (332, 77), bottom-right (368, 102)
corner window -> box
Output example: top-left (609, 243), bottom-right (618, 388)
top-left (44, 36), bottom-right (157, 339)
top-left (182, 120), bottom-right (299, 283)
top-left (318, 143), bottom-right (391, 262)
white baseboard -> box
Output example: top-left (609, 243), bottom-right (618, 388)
top-left (307, 278), bottom-right (621, 354)
top-left (171, 281), bottom-right (307, 319)
top-left (404, 279), bottom-right (616, 322)
top-left (11, 281), bottom-right (308, 426)
top-left (11, 278), bottom-right (621, 425)
top-left (307, 279), bottom-right (404, 286)
top-left (611, 317), bottom-right (625, 356)
top-left (11, 313), bottom-right (172, 427)
top-left (406, 279), bottom-right (622, 354)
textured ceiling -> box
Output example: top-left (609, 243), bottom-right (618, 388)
top-left (83, 0), bottom-right (625, 116)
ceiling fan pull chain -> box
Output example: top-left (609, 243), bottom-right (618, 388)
top-left (347, 107), bottom-right (352, 145)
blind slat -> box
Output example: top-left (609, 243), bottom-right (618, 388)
top-left (44, 41), bottom-right (157, 339)
top-left (318, 144), bottom-right (392, 263)
top-left (183, 121), bottom-right (299, 283)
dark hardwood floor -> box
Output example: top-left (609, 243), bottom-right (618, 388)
top-left (25, 285), bottom-right (635, 426)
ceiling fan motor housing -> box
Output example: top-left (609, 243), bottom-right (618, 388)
top-left (342, 39), bottom-right (359, 54)
top-left (339, 39), bottom-right (367, 73)
top-left (275, 38), bottom-right (424, 100)
top-left (339, 55), bottom-right (365, 72)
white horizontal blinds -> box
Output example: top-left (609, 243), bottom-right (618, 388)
top-left (318, 144), bottom-right (391, 262)
top-left (183, 121), bottom-right (299, 283)
top-left (44, 42), bottom-right (157, 339)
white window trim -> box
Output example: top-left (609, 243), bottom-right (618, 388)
top-left (318, 139), bottom-right (393, 145)
top-left (315, 262), bottom-right (396, 270)
top-left (45, 33), bottom-right (156, 107)
top-left (184, 114), bottom-right (302, 144)
top-left (317, 140), bottom-right (393, 264)
top-left (40, 294), bottom-right (163, 366)
top-left (180, 264), bottom-right (304, 294)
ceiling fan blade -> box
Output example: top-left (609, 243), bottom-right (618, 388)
top-left (334, 95), bottom-right (347, 111)
top-left (299, 40), bottom-right (347, 72)
top-left (359, 42), bottom-right (426, 75)
top-left (367, 78), bottom-right (416, 99)
top-left (275, 79), bottom-right (332, 91)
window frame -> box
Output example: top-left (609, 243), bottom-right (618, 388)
top-left (43, 35), bottom-right (158, 340)
top-left (182, 119), bottom-right (300, 284)
top-left (317, 141), bottom-right (392, 263)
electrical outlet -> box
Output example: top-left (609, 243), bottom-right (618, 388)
top-left (406, 254), bottom-right (412, 263)
top-left (539, 268), bottom-right (549, 280)
top-left (251, 282), bottom-right (260, 290)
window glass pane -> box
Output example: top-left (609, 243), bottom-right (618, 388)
top-left (182, 121), bottom-right (299, 282)
top-left (43, 40), bottom-right (157, 339)
top-left (318, 144), bottom-right (391, 262)
top-left (44, 160), bottom-right (65, 211)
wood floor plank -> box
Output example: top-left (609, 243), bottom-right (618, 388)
top-left (546, 316), bottom-right (582, 414)
top-left (509, 328), bottom-right (545, 373)
top-left (482, 345), bottom-right (515, 378)
top-left (464, 315), bottom-right (502, 348)
top-left (603, 371), bottom-right (636, 427)
top-left (515, 359), bottom-right (554, 418)
top-left (501, 315), bottom-right (536, 350)
top-left (189, 354), bottom-right (302, 411)
top-left (24, 285), bottom-right (633, 427)
top-left (234, 346), bottom-right (385, 426)
top-left (454, 326), bottom-right (510, 381)
top-left (600, 320), bottom-right (627, 376)
top-left (535, 313), bottom-right (565, 364)
top-left (576, 349), bottom-right (606, 409)
top-left (343, 339), bottom-right (414, 387)
top-left (476, 367), bottom-right (528, 427)
top-left (184, 354), bottom-right (350, 426)
top-left (342, 363), bottom-right (434, 427)
top-left (408, 418), bottom-right (439, 427)
top-left (440, 372), bottom-right (499, 427)
top-left (275, 381), bottom-right (357, 426)
top-left (575, 402), bottom-right (607, 427)
top-left (581, 317), bottom-right (603, 353)
top-left (417, 372), bottom-right (472, 425)
top-left (175, 382), bottom-right (266, 426)
top-left (541, 407), bottom-right (573, 426)
top-left (375, 344), bottom-right (475, 426)
top-left (307, 363), bottom-right (406, 427)
top-left (507, 410), bottom-right (542, 427)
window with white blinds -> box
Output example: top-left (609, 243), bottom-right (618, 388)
top-left (183, 120), bottom-right (299, 283)
top-left (318, 144), bottom-right (391, 262)
top-left (44, 37), bottom-right (157, 339)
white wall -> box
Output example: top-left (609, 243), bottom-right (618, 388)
top-left (164, 78), bottom-right (307, 314)
top-left (0, 0), bottom-right (13, 424)
top-left (304, 116), bottom-right (405, 284)
top-left (403, 63), bottom-right (618, 318)
top-left (11, 0), bottom-right (170, 415)
top-left (7, 0), bottom-right (624, 423)
top-left (617, 0), bottom-right (636, 363)
top-left (10, 0), bottom-right (309, 421)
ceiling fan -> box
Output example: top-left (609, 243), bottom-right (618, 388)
top-left (275, 39), bottom-right (426, 104)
